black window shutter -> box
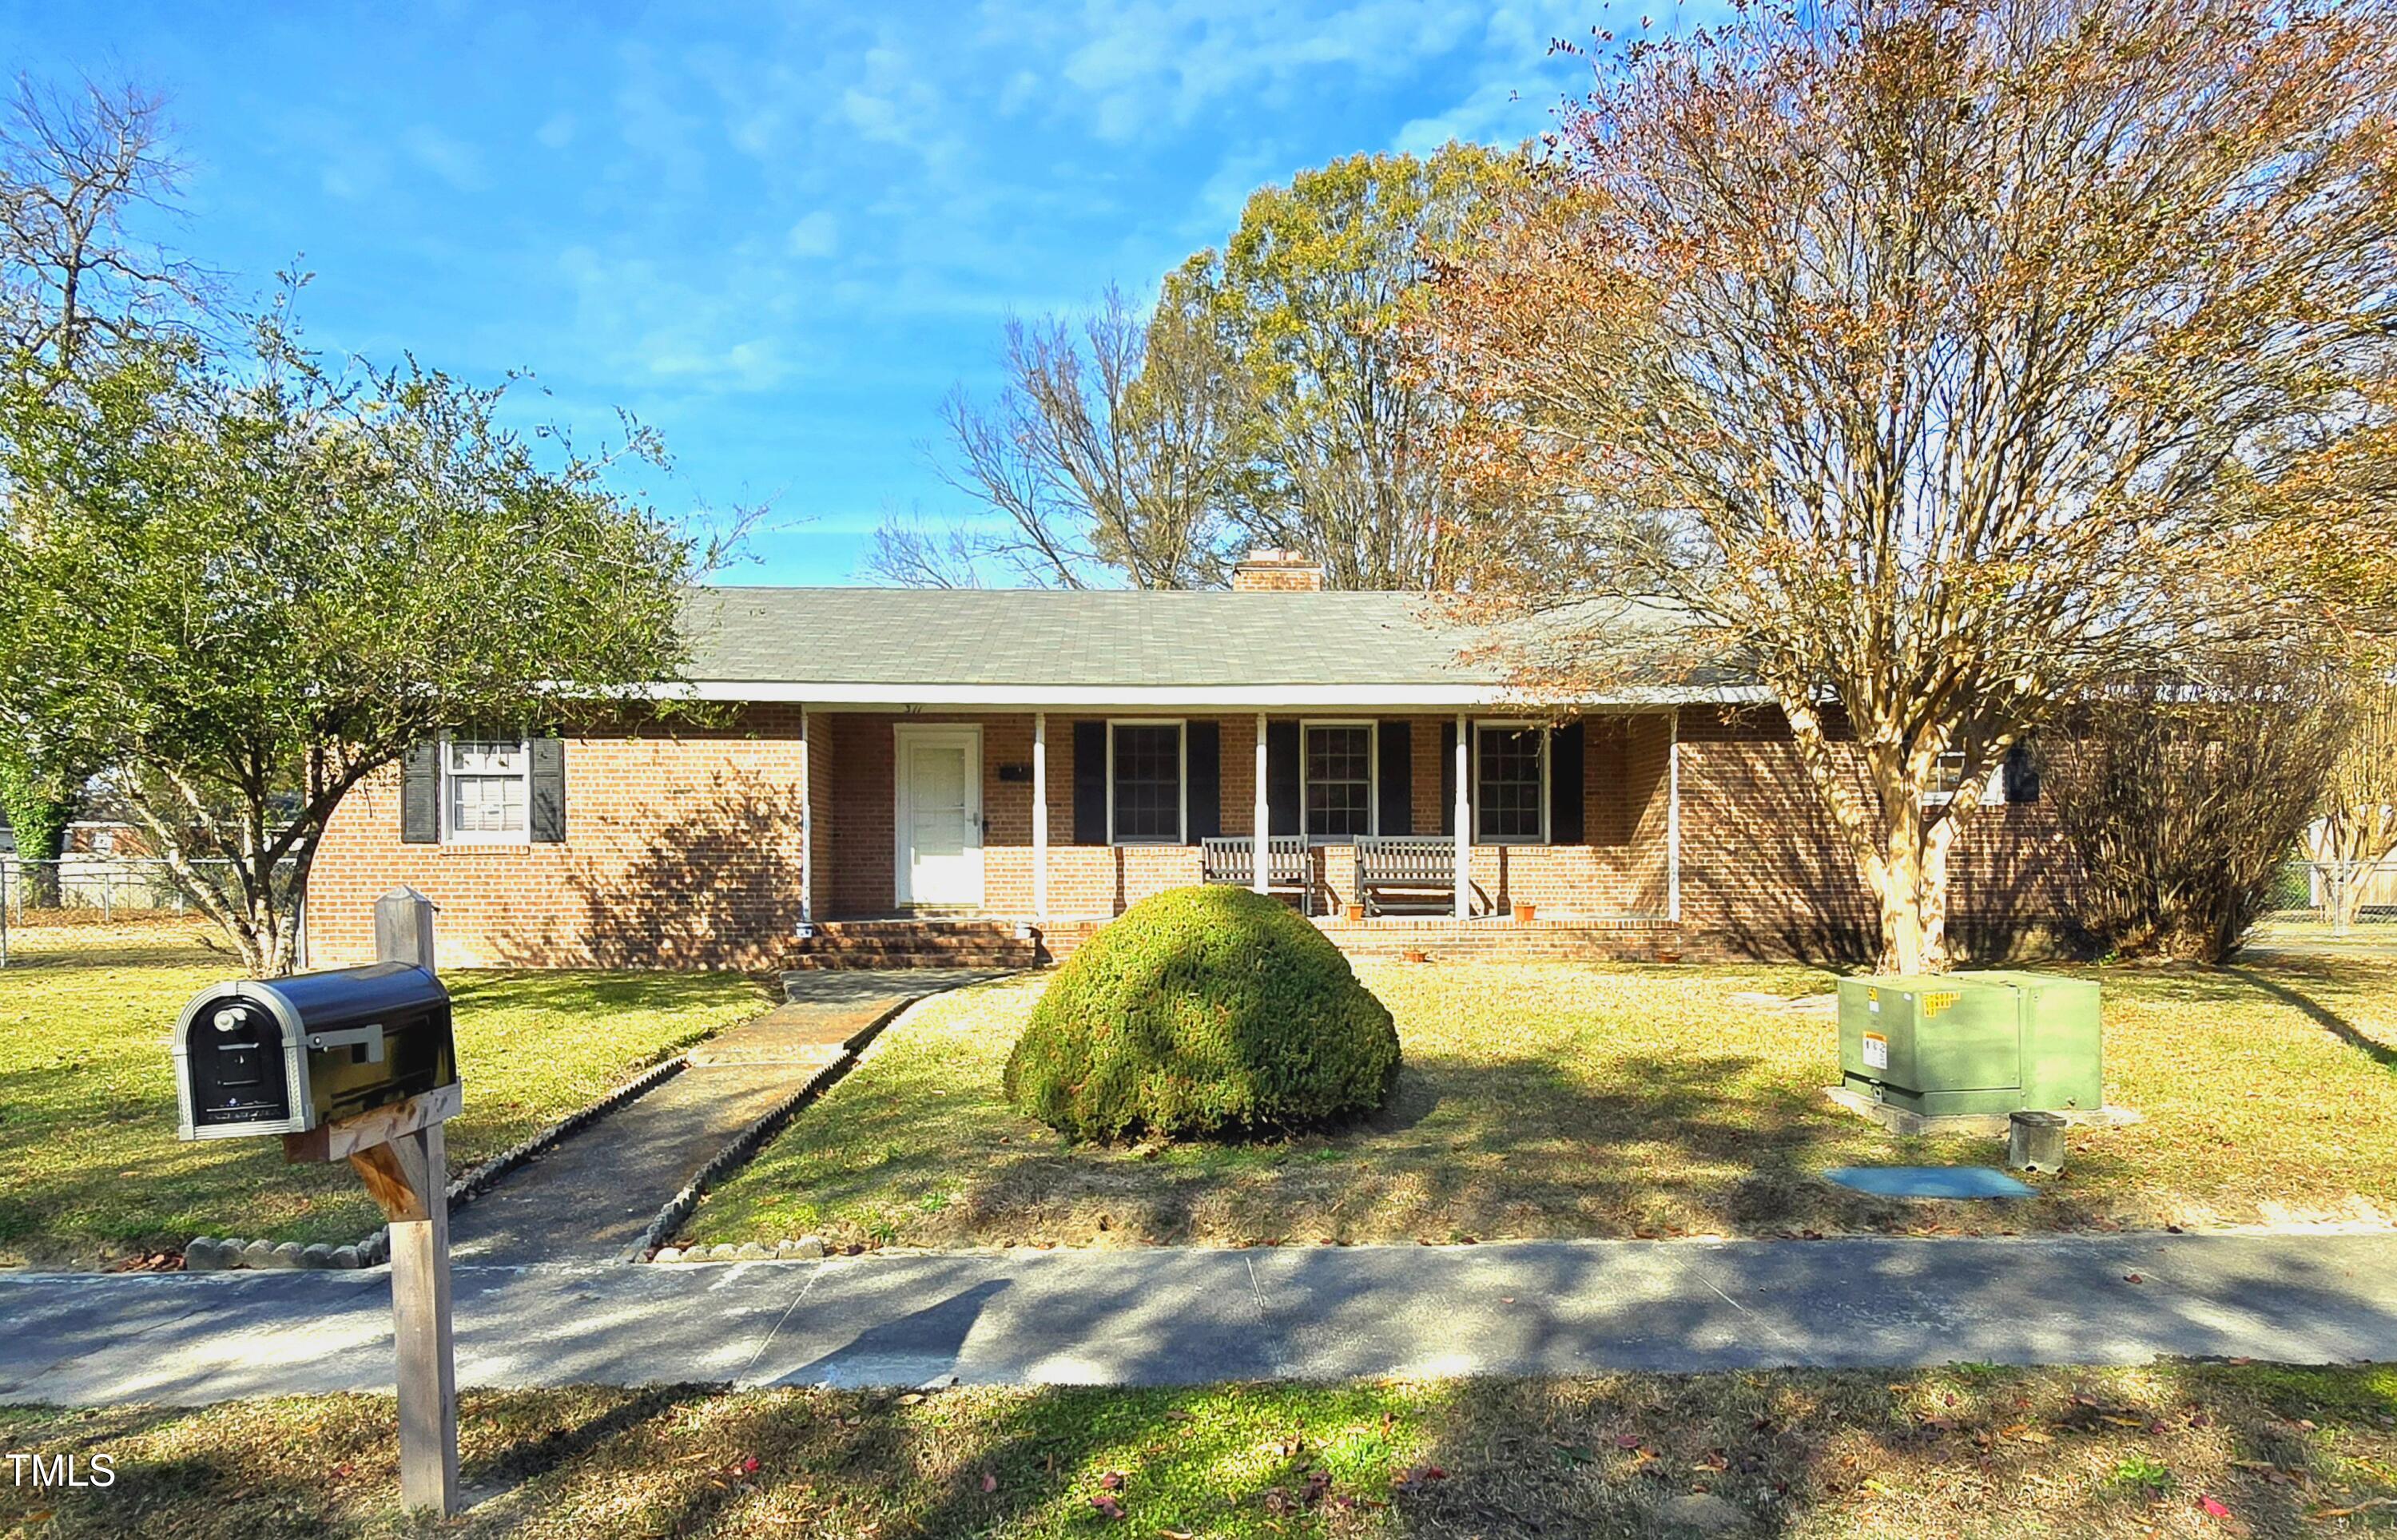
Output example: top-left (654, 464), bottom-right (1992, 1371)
top-left (2004, 741), bottom-right (2041, 804)
top-left (1439, 721), bottom-right (1457, 836)
top-left (1549, 722), bottom-right (1585, 844)
top-left (1073, 720), bottom-right (1108, 843)
top-left (1377, 720), bottom-right (1412, 835)
top-left (1186, 720), bottom-right (1221, 840)
top-left (529, 736), bottom-right (567, 843)
top-left (400, 741), bottom-right (439, 843)
top-left (1266, 720), bottom-right (1302, 837)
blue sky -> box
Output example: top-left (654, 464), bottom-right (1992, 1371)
top-left (2, 2), bottom-right (1670, 584)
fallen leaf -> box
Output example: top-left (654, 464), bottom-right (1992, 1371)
top-left (980, 1471), bottom-right (997, 1494)
top-left (1616, 1434), bottom-right (1644, 1450)
top-left (2201, 1494), bottom-right (2232, 1519)
top-left (896, 1392), bottom-right (924, 1406)
top-left (2125, 1273), bottom-right (2145, 1284)
top-left (1099, 1471), bottom-right (1127, 1491)
top-left (1091, 1494), bottom-right (1123, 1520)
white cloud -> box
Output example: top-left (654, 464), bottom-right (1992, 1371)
top-left (1395, 77), bottom-right (1542, 156)
top-left (785, 211), bottom-right (839, 259)
top-left (536, 111), bottom-right (578, 149)
top-left (402, 125), bottom-right (491, 192)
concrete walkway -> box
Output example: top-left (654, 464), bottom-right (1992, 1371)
top-left (6, 1232), bottom-right (2395, 1406)
top-left (448, 970), bottom-right (1006, 1264)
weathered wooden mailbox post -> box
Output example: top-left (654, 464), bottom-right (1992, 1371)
top-left (172, 887), bottom-right (463, 1515)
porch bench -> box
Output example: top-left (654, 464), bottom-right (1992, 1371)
top-left (1355, 835), bottom-right (1469, 916)
top-left (1199, 835), bottom-right (1317, 915)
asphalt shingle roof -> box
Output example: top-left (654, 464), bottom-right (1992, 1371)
top-left (676, 585), bottom-right (1725, 704)
top-left (686, 587), bottom-right (1521, 687)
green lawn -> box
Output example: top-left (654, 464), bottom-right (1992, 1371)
top-left (687, 956), bottom-right (2397, 1251)
top-left (0, 926), bottom-right (773, 1265)
top-left (6, 1362), bottom-right (2395, 1537)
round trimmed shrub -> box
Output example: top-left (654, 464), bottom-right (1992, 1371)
top-left (1003, 885), bottom-right (1401, 1141)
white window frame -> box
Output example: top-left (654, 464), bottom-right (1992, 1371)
top-left (1473, 720), bottom-right (1550, 846)
top-left (1105, 717), bottom-right (1187, 846)
top-left (1922, 743), bottom-right (2007, 808)
top-left (1299, 718), bottom-right (1378, 844)
top-left (439, 732), bottom-right (534, 847)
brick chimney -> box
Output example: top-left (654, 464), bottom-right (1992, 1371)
top-left (1230, 548), bottom-right (1324, 592)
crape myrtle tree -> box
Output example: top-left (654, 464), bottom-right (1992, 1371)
top-left (0, 312), bottom-right (719, 974)
top-left (2311, 682), bottom-right (2397, 927)
top-left (1425, 0), bottom-right (2397, 972)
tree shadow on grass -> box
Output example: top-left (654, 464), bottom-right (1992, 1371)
top-left (2224, 964), bottom-right (2397, 1074)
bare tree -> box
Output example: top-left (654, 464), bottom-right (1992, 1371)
top-left (2044, 653), bottom-right (2348, 962)
top-left (860, 505), bottom-right (989, 588)
top-left (0, 75), bottom-right (213, 370)
top-left (2310, 683), bottom-right (2397, 927)
top-left (1428, 0), bottom-right (2397, 971)
top-left (884, 285), bottom-right (1250, 589)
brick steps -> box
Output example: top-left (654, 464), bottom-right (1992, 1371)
top-left (784, 916), bottom-right (1695, 968)
top-left (785, 919), bottom-right (1100, 970)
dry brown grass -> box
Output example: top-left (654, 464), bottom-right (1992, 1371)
top-left (4, 1362), bottom-right (2392, 1537)
top-left (691, 957), bottom-right (2397, 1252)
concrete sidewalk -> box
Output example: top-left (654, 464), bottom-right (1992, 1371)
top-left (6, 1232), bottom-right (2395, 1406)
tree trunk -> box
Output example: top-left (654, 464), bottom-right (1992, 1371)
top-left (1874, 821), bottom-right (1954, 975)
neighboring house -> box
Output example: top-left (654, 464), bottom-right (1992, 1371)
top-left (304, 553), bottom-right (2070, 970)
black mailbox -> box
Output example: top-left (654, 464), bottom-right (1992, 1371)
top-left (174, 963), bottom-right (458, 1140)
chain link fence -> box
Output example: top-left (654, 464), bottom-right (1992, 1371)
top-left (2263, 862), bottom-right (2397, 934)
top-left (0, 857), bottom-right (299, 967)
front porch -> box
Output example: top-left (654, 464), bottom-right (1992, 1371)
top-left (784, 909), bottom-right (1692, 970)
top-left (793, 708), bottom-right (1684, 931)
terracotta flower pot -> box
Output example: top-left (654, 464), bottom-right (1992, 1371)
top-left (1345, 903), bottom-right (1365, 923)
top-left (1513, 902), bottom-right (1536, 923)
top-left (1401, 947), bottom-right (1430, 964)
top-left (1656, 949), bottom-right (1683, 964)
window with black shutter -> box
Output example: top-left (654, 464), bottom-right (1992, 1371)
top-left (1475, 724), bottom-right (1547, 843)
top-left (1108, 721), bottom-right (1184, 843)
top-left (1302, 723), bottom-right (1373, 839)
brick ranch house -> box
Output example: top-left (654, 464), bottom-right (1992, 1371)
top-left (304, 553), bottom-right (2070, 970)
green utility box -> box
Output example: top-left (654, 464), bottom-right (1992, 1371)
top-left (1837, 970), bottom-right (2101, 1117)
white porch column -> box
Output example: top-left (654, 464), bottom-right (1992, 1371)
top-left (1667, 708), bottom-right (1682, 923)
top-left (1253, 712), bottom-right (1270, 894)
top-left (1032, 712), bottom-right (1050, 919)
top-left (798, 705), bottom-right (813, 927)
top-left (1453, 711), bottom-right (1471, 919)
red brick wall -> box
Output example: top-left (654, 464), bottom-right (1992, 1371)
top-left (1673, 706), bottom-right (2076, 961)
top-left (305, 704), bottom-right (2073, 969)
top-left (307, 705), bottom-right (814, 970)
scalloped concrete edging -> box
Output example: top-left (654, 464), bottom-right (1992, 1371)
top-left (629, 995), bottom-right (927, 1263)
top-left (183, 1051), bottom-right (695, 1272)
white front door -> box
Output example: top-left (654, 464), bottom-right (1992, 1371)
top-left (895, 726), bottom-right (983, 907)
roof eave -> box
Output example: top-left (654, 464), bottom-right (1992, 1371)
top-left (659, 680), bottom-right (1767, 709)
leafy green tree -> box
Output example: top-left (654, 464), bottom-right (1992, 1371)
top-left (1, 76), bottom-right (216, 891)
top-left (872, 145), bottom-right (1518, 592)
top-left (1183, 143), bottom-right (1521, 589)
top-left (0, 316), bottom-right (719, 973)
